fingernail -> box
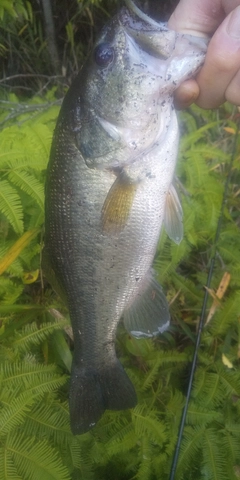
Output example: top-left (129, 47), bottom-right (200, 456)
top-left (227, 6), bottom-right (240, 39)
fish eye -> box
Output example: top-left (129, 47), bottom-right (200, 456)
top-left (94, 43), bottom-right (114, 67)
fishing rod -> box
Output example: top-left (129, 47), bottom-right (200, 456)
top-left (169, 122), bottom-right (239, 480)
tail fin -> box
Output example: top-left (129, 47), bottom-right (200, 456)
top-left (69, 360), bottom-right (137, 435)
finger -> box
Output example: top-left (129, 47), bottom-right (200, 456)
top-left (168, 0), bottom-right (240, 34)
top-left (174, 79), bottom-right (200, 110)
top-left (168, 0), bottom-right (224, 35)
top-left (195, 6), bottom-right (240, 109)
top-left (225, 69), bottom-right (240, 106)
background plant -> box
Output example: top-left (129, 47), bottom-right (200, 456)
top-left (1, 1), bottom-right (240, 479)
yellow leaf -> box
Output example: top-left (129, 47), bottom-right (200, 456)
top-left (22, 269), bottom-right (39, 284)
top-left (0, 228), bottom-right (40, 275)
top-left (222, 353), bottom-right (233, 369)
top-left (216, 272), bottom-right (231, 299)
top-left (224, 127), bottom-right (237, 134)
top-left (205, 272), bottom-right (231, 325)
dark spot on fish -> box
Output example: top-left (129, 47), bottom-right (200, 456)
top-left (135, 277), bottom-right (139, 282)
top-left (146, 172), bottom-right (155, 179)
top-left (173, 81), bottom-right (177, 85)
top-left (161, 100), bottom-right (166, 107)
top-left (167, 74), bottom-right (172, 80)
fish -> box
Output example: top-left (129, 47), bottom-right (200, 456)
top-left (43, 0), bottom-right (208, 435)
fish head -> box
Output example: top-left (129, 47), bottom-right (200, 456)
top-left (71, 2), bottom-right (208, 168)
top-left (85, 8), bottom-right (176, 124)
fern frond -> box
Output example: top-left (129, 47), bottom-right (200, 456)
top-left (188, 145), bottom-right (228, 162)
top-left (141, 351), bottom-right (188, 391)
top-left (218, 239), bottom-right (240, 270)
top-left (225, 422), bottom-right (240, 436)
top-left (146, 350), bottom-right (188, 366)
top-left (5, 432), bottom-right (70, 480)
top-left (0, 362), bottom-right (67, 396)
top-left (68, 436), bottom-right (95, 480)
top-left (0, 279), bottom-right (24, 305)
top-left (183, 151), bottom-right (210, 189)
top-left (0, 124), bottom-right (52, 171)
top-left (0, 228), bottom-right (39, 276)
top-left (217, 365), bottom-right (240, 397)
top-left (12, 320), bottom-right (69, 352)
top-left (222, 429), bottom-right (240, 466)
top-left (135, 436), bottom-right (152, 480)
top-left (0, 391), bottom-right (35, 437)
top-left (21, 124), bottom-right (52, 165)
top-left (8, 170), bottom-right (44, 210)
top-left (192, 369), bottom-right (225, 408)
top-left (132, 404), bottom-right (167, 445)
top-left (165, 390), bottom-right (185, 420)
top-left (180, 121), bottom-right (220, 151)
top-left (0, 180), bottom-right (23, 233)
top-left (105, 423), bottom-right (136, 456)
top-left (0, 447), bottom-right (22, 480)
top-left (187, 401), bottom-right (223, 426)
top-left (171, 272), bottom-right (202, 302)
top-left (97, 412), bottom-right (135, 454)
top-left (201, 429), bottom-right (226, 480)
top-left (1, 154), bottom-right (45, 171)
top-left (177, 426), bottom-right (205, 479)
top-left (23, 399), bottom-right (71, 445)
top-left (210, 291), bottom-right (240, 336)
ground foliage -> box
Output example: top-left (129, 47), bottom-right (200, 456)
top-left (1, 1), bottom-right (240, 480)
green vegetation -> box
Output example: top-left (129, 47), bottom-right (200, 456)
top-left (1, 1), bottom-right (240, 479)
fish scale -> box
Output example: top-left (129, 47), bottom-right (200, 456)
top-left (43, 2), bottom-right (208, 434)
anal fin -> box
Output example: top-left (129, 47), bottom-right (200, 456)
top-left (164, 184), bottom-right (183, 245)
top-left (123, 272), bottom-right (170, 338)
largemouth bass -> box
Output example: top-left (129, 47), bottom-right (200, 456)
top-left (43, 1), bottom-right (207, 435)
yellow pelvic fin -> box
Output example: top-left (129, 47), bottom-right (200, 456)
top-left (101, 173), bottom-right (137, 234)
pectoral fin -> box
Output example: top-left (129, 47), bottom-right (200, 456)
top-left (164, 184), bottom-right (183, 245)
top-left (101, 173), bottom-right (137, 234)
top-left (123, 272), bottom-right (170, 338)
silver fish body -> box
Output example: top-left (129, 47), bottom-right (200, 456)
top-left (43, 5), bottom-right (207, 434)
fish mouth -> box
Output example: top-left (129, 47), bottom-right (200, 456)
top-left (120, 0), bottom-right (176, 58)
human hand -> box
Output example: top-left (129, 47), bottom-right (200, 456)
top-left (168, 0), bottom-right (240, 109)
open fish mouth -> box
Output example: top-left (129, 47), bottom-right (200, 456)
top-left (121, 0), bottom-right (176, 58)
